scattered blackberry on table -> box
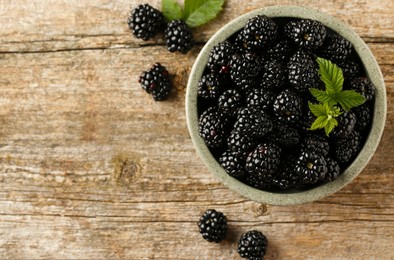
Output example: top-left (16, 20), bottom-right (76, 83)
top-left (348, 77), bottom-right (375, 102)
top-left (319, 33), bottom-right (352, 62)
top-left (198, 73), bottom-right (223, 100)
top-left (234, 108), bottom-right (273, 138)
top-left (334, 131), bottom-right (362, 165)
top-left (245, 143), bottom-right (282, 178)
top-left (230, 53), bottom-right (261, 92)
top-left (301, 134), bottom-right (330, 157)
top-left (273, 89), bottom-right (303, 124)
top-left (127, 4), bottom-right (164, 41)
top-left (207, 41), bottom-right (237, 74)
top-left (219, 150), bottom-right (246, 178)
top-left (138, 63), bottom-right (171, 101)
top-left (241, 15), bottom-right (278, 51)
top-left (323, 157), bottom-right (341, 183)
top-left (227, 129), bottom-right (257, 160)
top-left (165, 19), bottom-right (193, 53)
top-left (198, 107), bottom-right (227, 148)
top-left (354, 104), bottom-right (372, 131)
top-left (218, 89), bottom-right (243, 116)
top-left (331, 111), bottom-right (357, 138)
top-left (237, 230), bottom-right (268, 260)
top-left (246, 88), bottom-right (276, 112)
top-left (295, 151), bottom-right (328, 184)
top-left (285, 19), bottom-right (327, 49)
top-left (198, 209), bottom-right (228, 243)
top-left (260, 60), bottom-right (286, 89)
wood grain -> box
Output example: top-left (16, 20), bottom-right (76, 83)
top-left (0, 0), bottom-right (393, 259)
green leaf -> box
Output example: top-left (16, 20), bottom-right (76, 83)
top-left (324, 118), bottom-right (338, 136)
top-left (310, 88), bottom-right (333, 104)
top-left (162, 0), bottom-right (183, 22)
top-left (308, 102), bottom-right (327, 117)
top-left (316, 57), bottom-right (344, 95)
top-left (184, 0), bottom-right (224, 28)
top-left (310, 116), bottom-right (328, 130)
top-left (335, 90), bottom-right (366, 111)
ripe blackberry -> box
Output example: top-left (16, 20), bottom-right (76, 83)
top-left (338, 59), bottom-right (361, 80)
top-left (273, 89), bottom-right (303, 124)
top-left (265, 39), bottom-right (293, 63)
top-left (245, 143), bottom-right (282, 178)
top-left (234, 108), bottom-right (273, 138)
top-left (247, 173), bottom-right (275, 191)
top-left (300, 134), bottom-right (330, 157)
top-left (218, 89), bottom-right (243, 117)
top-left (331, 111), bottom-right (356, 138)
top-left (349, 77), bottom-right (375, 102)
top-left (138, 63), bottom-right (171, 101)
top-left (273, 156), bottom-right (302, 189)
top-left (260, 60), bottom-right (286, 89)
top-left (285, 19), bottom-right (327, 49)
top-left (198, 209), bottom-right (228, 243)
top-left (165, 20), bottom-right (193, 53)
top-left (246, 88), bottom-right (276, 112)
top-left (270, 120), bottom-right (300, 148)
top-left (320, 34), bottom-right (352, 62)
top-left (323, 157), bottom-right (340, 183)
top-left (219, 150), bottom-right (246, 178)
top-left (241, 15), bottom-right (278, 51)
top-left (230, 53), bottom-right (261, 92)
top-left (207, 41), bottom-right (237, 74)
top-left (335, 131), bottom-right (362, 165)
top-left (237, 230), bottom-right (268, 260)
top-left (295, 151), bottom-right (327, 184)
top-left (227, 129), bottom-right (257, 160)
top-left (198, 73), bottom-right (223, 100)
top-left (199, 107), bottom-right (226, 148)
top-left (288, 50), bottom-right (321, 92)
top-left (127, 4), bottom-right (164, 41)
top-left (354, 104), bottom-right (372, 131)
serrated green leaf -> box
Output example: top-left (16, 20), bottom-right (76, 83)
top-left (184, 0), bottom-right (224, 28)
top-left (308, 102), bottom-right (327, 117)
top-left (316, 57), bottom-right (344, 95)
top-left (162, 0), bottom-right (184, 21)
top-left (335, 90), bottom-right (366, 111)
top-left (310, 88), bottom-right (333, 104)
top-left (310, 116), bottom-right (328, 130)
top-left (324, 119), bottom-right (337, 136)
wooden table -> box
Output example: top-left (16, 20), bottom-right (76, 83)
top-left (0, 0), bottom-right (393, 258)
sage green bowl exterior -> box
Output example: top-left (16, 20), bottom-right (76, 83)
top-left (186, 6), bottom-right (387, 205)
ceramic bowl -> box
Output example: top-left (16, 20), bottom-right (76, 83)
top-left (185, 6), bottom-right (387, 205)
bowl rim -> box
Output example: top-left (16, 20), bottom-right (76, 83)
top-left (185, 5), bottom-right (387, 205)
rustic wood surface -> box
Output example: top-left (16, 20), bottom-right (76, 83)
top-left (0, 0), bottom-right (393, 259)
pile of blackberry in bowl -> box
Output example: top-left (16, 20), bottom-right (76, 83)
top-left (186, 6), bottom-right (386, 205)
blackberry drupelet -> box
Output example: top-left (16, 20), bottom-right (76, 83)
top-left (287, 50), bottom-right (321, 92)
top-left (139, 63), bottom-right (171, 101)
top-left (218, 89), bottom-right (243, 117)
top-left (198, 107), bottom-right (227, 148)
top-left (246, 88), bottom-right (276, 112)
top-left (198, 209), bottom-right (228, 243)
top-left (273, 89), bottom-right (303, 124)
top-left (295, 151), bottom-right (327, 184)
top-left (331, 111), bottom-right (356, 138)
top-left (165, 20), bottom-right (193, 53)
top-left (230, 53), bottom-right (261, 92)
top-left (354, 104), bottom-right (372, 131)
top-left (219, 150), bottom-right (246, 178)
top-left (285, 19), bottom-right (327, 49)
top-left (227, 129), bottom-right (257, 160)
top-left (245, 143), bottom-right (282, 178)
top-left (238, 230), bottom-right (268, 260)
top-left (241, 15), bottom-right (278, 51)
top-left (127, 4), bottom-right (164, 41)
top-left (320, 33), bottom-right (352, 62)
top-left (198, 73), bottom-right (223, 100)
top-left (234, 108), bottom-right (273, 138)
top-left (300, 134), bottom-right (330, 157)
top-left (323, 157), bottom-right (340, 183)
top-left (335, 131), bottom-right (362, 165)
top-left (260, 60), bottom-right (286, 89)
top-left (349, 77), bottom-right (375, 102)
top-left (207, 41), bottom-right (237, 74)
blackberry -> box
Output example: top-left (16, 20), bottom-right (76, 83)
top-left (299, 109), bottom-right (318, 133)
top-left (127, 4), bottom-right (164, 41)
top-left (288, 50), bottom-right (321, 92)
top-left (218, 89), bottom-right (243, 116)
top-left (300, 134), bottom-right (330, 157)
top-left (295, 151), bottom-right (327, 184)
top-left (245, 143), bottom-right (282, 178)
top-left (335, 131), bottom-right (362, 165)
top-left (198, 73), bottom-right (223, 100)
top-left (260, 60), bottom-right (286, 89)
top-left (348, 77), bottom-right (375, 102)
top-left (354, 104), bottom-right (372, 131)
top-left (234, 108), bottom-right (273, 138)
top-left (265, 39), bottom-right (293, 63)
top-left (230, 53), bottom-right (261, 92)
top-left (270, 120), bottom-right (300, 148)
top-left (320, 34), bottom-right (352, 62)
top-left (207, 41), bottom-right (237, 74)
top-left (273, 89), bottom-right (303, 124)
top-left (165, 20), bottom-right (193, 53)
top-left (331, 111), bottom-right (356, 138)
top-left (227, 129), bottom-right (257, 159)
top-left (241, 15), bottom-right (278, 51)
top-left (237, 230), bottom-right (268, 260)
top-left (338, 59), bottom-right (361, 80)
top-left (138, 63), bottom-right (171, 101)
top-left (219, 150), bottom-right (246, 178)
top-left (199, 107), bottom-right (226, 148)
top-left (246, 88), bottom-right (276, 112)
top-left (323, 157), bottom-right (340, 183)
top-left (273, 156), bottom-right (302, 189)
top-left (285, 19), bottom-right (327, 49)
top-left (198, 209), bottom-right (228, 243)
top-left (247, 172), bottom-right (275, 190)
